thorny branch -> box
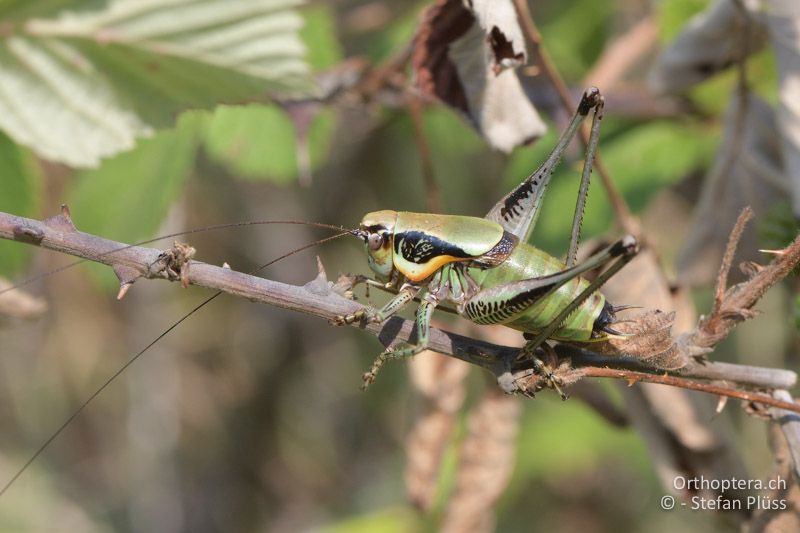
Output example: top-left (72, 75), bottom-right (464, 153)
top-left (1, 207), bottom-right (799, 414)
top-left (688, 208), bottom-right (800, 349)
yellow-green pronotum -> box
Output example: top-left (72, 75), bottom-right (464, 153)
top-left (337, 88), bottom-right (638, 398)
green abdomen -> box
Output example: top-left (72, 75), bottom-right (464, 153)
top-left (468, 243), bottom-right (605, 341)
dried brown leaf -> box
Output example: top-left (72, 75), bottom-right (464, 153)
top-left (648, 0), bottom-right (767, 94)
top-left (579, 310), bottom-right (684, 369)
top-left (441, 390), bottom-right (520, 533)
top-left (652, 0), bottom-right (800, 232)
top-left (579, 242), bottom-right (685, 368)
top-left (412, 0), bottom-right (546, 152)
top-left (405, 408), bottom-right (457, 512)
top-left (572, 236), bottom-right (750, 499)
top-left (405, 350), bottom-right (469, 512)
top-left (750, 423), bottom-right (800, 532)
top-left (764, 0), bottom-right (800, 216)
top-left (678, 95), bottom-right (789, 286)
top-left (622, 385), bottom-right (751, 504)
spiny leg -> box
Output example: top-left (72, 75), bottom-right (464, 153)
top-left (532, 97), bottom-right (608, 392)
top-left (515, 236), bottom-right (640, 399)
top-left (334, 284), bottom-right (418, 325)
top-left (462, 236), bottom-right (636, 396)
top-left (361, 298), bottom-right (436, 390)
top-left (347, 274), bottom-right (396, 299)
top-left (486, 87), bottom-right (604, 244)
top-left (464, 235), bottom-right (636, 328)
top-left (566, 94), bottom-right (605, 268)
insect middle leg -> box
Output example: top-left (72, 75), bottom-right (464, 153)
top-left (361, 297), bottom-right (437, 390)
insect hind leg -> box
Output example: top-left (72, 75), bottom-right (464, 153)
top-left (485, 87), bottom-right (604, 244)
top-left (507, 236), bottom-right (639, 398)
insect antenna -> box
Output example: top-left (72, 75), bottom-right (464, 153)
top-left (0, 219), bottom-right (358, 297)
top-left (0, 229), bottom-right (351, 497)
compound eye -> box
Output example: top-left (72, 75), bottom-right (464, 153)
top-left (368, 232), bottom-right (384, 251)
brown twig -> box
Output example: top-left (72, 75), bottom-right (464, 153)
top-left (356, 40), bottom-right (413, 100)
top-left (406, 89), bottom-right (443, 213)
top-left (713, 207), bottom-right (753, 315)
top-left (511, 0), bottom-right (637, 235)
top-left (713, 0), bottom-right (754, 198)
top-left (578, 367), bottom-right (800, 413)
top-left (692, 229), bottom-right (800, 349)
top-left (1, 208), bottom-right (799, 412)
top-left (441, 390), bottom-right (520, 532)
top-left (582, 15), bottom-right (659, 89)
top-left (561, 347), bottom-right (797, 390)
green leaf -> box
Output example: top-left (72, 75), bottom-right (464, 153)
top-left (600, 120), bottom-right (716, 200)
top-left (202, 103), bottom-right (336, 184)
top-left (513, 397), bottom-right (648, 480)
top-left (761, 201), bottom-right (799, 250)
top-left (0, 131), bottom-right (39, 275)
top-left (795, 294), bottom-right (800, 332)
top-left (656, 0), bottom-right (709, 42)
top-left (318, 507), bottom-right (419, 533)
top-left (540, 0), bottom-right (612, 80)
top-left (67, 111), bottom-right (203, 283)
top-left (300, 4), bottom-right (342, 70)
top-left (0, 0), bottom-right (78, 20)
top-left (0, 0), bottom-right (315, 168)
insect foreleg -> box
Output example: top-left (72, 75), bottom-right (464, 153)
top-left (334, 284), bottom-right (419, 325)
top-left (361, 297), bottom-right (437, 390)
top-left (352, 275), bottom-right (395, 298)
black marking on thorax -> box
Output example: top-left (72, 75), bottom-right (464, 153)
top-left (472, 231), bottom-right (518, 268)
top-left (394, 231), bottom-right (473, 264)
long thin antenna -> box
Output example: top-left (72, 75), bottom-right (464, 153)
top-left (0, 220), bottom-right (357, 297)
top-left (0, 231), bottom-right (350, 497)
